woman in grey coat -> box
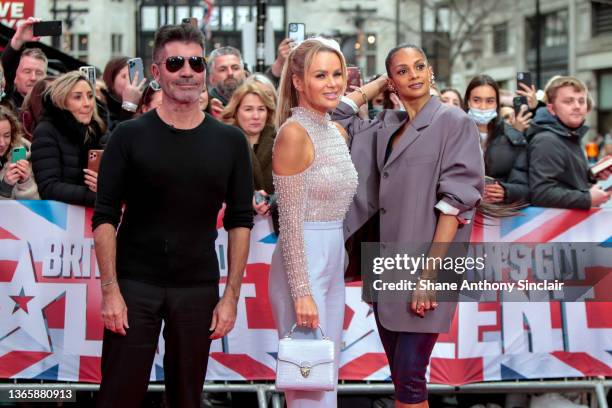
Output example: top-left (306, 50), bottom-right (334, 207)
top-left (332, 45), bottom-right (484, 408)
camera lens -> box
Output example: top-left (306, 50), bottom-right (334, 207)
top-left (289, 24), bottom-right (297, 32)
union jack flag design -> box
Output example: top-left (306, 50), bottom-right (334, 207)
top-left (1, 201), bottom-right (610, 385)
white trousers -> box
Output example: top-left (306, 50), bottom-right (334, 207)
top-left (269, 221), bottom-right (346, 408)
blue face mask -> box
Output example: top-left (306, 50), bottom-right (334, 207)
top-left (468, 107), bottom-right (497, 125)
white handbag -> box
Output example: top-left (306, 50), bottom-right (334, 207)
top-left (275, 324), bottom-right (336, 391)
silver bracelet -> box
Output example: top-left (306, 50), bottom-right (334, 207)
top-left (121, 101), bottom-right (138, 112)
top-left (101, 279), bottom-right (116, 288)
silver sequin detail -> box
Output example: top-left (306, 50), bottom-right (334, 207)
top-left (273, 107), bottom-right (358, 299)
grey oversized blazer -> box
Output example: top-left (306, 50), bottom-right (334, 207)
top-left (332, 97), bottom-right (484, 333)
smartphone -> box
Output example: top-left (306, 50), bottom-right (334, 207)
top-left (87, 150), bottom-right (104, 173)
top-left (287, 23), bottom-right (305, 45)
top-left (79, 66), bottom-right (97, 89)
top-left (11, 146), bottom-right (26, 163)
top-left (33, 21), bottom-right (62, 37)
top-left (127, 58), bottom-right (144, 84)
top-left (517, 71), bottom-right (532, 91)
top-left (513, 96), bottom-right (528, 115)
top-left (346, 66), bottom-right (362, 92)
top-left (182, 17), bottom-right (198, 28)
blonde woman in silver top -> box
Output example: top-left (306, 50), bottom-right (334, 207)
top-left (269, 38), bottom-right (358, 407)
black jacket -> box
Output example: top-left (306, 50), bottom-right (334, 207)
top-left (99, 88), bottom-right (135, 133)
top-left (31, 97), bottom-right (104, 207)
top-left (526, 108), bottom-right (591, 209)
top-left (485, 120), bottom-right (529, 204)
top-left (1, 44), bottom-right (26, 111)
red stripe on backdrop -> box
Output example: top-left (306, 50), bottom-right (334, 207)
top-left (210, 353), bottom-right (276, 379)
top-left (429, 357), bottom-right (484, 385)
top-left (470, 214), bottom-right (484, 242)
top-left (550, 302), bottom-right (562, 329)
top-left (585, 302), bottom-right (612, 328)
top-left (0, 227), bottom-right (19, 240)
top-left (478, 303), bottom-right (501, 342)
top-left (79, 356), bottom-right (101, 383)
top-left (339, 353), bottom-right (389, 380)
top-left (83, 208), bottom-right (94, 238)
top-left (514, 209), bottom-right (598, 242)
top-left (552, 352), bottom-right (612, 376)
top-left (0, 260), bottom-right (18, 282)
top-left (243, 264), bottom-right (276, 329)
top-left (0, 351), bottom-right (52, 377)
top-left (42, 294), bottom-right (66, 329)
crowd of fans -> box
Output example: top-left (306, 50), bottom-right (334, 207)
top-left (1, 17), bottom-right (610, 211)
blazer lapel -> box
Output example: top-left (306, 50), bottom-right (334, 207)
top-left (376, 110), bottom-right (409, 172)
top-left (384, 97), bottom-right (442, 169)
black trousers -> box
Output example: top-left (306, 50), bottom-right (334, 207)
top-left (97, 279), bottom-right (218, 408)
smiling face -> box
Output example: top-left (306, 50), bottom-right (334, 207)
top-left (152, 41), bottom-right (206, 105)
top-left (387, 47), bottom-right (432, 102)
top-left (236, 93), bottom-right (267, 138)
top-left (467, 85), bottom-right (497, 111)
top-left (547, 86), bottom-right (587, 129)
top-left (65, 80), bottom-right (95, 125)
top-left (293, 50), bottom-right (345, 114)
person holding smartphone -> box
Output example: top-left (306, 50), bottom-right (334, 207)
top-left (31, 72), bottom-right (106, 207)
top-left (463, 75), bottom-right (531, 205)
top-left (100, 56), bottom-right (147, 131)
top-left (1, 17), bottom-right (48, 113)
top-left (0, 106), bottom-right (39, 200)
top-left (333, 44), bottom-right (483, 408)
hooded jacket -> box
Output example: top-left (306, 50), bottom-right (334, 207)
top-left (526, 107), bottom-right (591, 209)
top-left (31, 95), bottom-right (104, 207)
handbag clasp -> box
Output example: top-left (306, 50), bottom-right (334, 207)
top-left (300, 362), bottom-right (312, 378)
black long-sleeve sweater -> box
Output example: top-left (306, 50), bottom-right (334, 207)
top-left (92, 110), bottom-right (254, 286)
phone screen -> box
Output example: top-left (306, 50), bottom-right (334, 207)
top-left (346, 67), bottom-right (362, 93)
top-left (288, 23), bottom-right (305, 44)
top-left (127, 58), bottom-right (145, 84)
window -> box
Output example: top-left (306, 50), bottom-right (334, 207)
top-left (60, 33), bottom-right (89, 62)
top-left (493, 22), bottom-right (508, 54)
top-left (593, 1), bottom-right (612, 36)
top-left (526, 9), bottom-right (568, 49)
top-left (364, 33), bottom-right (377, 77)
top-left (111, 34), bottom-right (123, 56)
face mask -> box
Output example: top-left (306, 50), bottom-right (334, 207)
top-left (371, 104), bottom-right (384, 112)
top-left (468, 107), bottom-right (497, 125)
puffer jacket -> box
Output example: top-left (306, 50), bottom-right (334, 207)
top-left (31, 96), bottom-right (104, 207)
top-left (526, 107), bottom-right (591, 209)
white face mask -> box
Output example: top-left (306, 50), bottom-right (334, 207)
top-left (468, 107), bottom-right (497, 125)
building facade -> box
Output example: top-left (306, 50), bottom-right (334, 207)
top-left (451, 0), bottom-right (612, 135)
top-left (33, 0), bottom-right (136, 70)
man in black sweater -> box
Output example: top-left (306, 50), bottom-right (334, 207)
top-left (527, 76), bottom-right (611, 208)
top-left (92, 24), bottom-right (253, 408)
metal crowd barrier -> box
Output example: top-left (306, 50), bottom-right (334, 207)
top-left (0, 379), bottom-right (610, 408)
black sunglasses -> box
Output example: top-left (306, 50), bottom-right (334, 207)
top-left (160, 56), bottom-right (206, 73)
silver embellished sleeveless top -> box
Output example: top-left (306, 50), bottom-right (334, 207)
top-left (273, 107), bottom-right (358, 299)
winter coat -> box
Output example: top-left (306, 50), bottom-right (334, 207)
top-left (484, 120), bottom-right (529, 204)
top-left (526, 107), bottom-right (592, 209)
top-left (31, 96), bottom-right (104, 207)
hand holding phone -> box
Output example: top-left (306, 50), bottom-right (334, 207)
top-left (516, 72), bottom-right (532, 91)
top-left (127, 58), bottom-right (145, 85)
top-left (346, 66), bottom-right (362, 94)
top-left (87, 150), bottom-right (104, 173)
top-left (11, 146), bottom-right (27, 163)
